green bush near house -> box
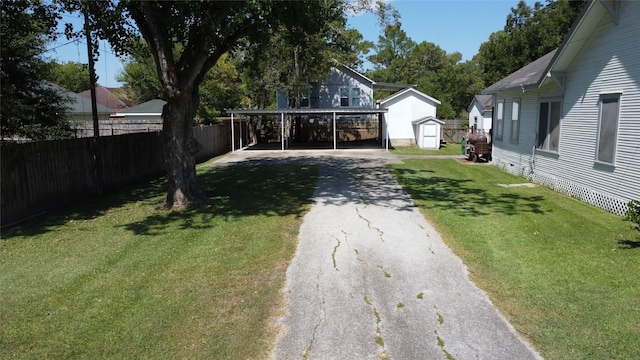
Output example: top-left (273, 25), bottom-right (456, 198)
top-left (625, 200), bottom-right (640, 231)
top-left (389, 159), bottom-right (640, 360)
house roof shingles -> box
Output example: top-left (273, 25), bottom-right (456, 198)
top-left (482, 49), bottom-right (557, 95)
top-left (119, 99), bottom-right (166, 114)
top-left (78, 86), bottom-right (128, 111)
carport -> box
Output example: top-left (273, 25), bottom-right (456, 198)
top-left (226, 108), bottom-right (389, 151)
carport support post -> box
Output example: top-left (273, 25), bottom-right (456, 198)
top-left (384, 112), bottom-right (389, 151)
top-left (231, 113), bottom-right (235, 152)
top-left (281, 112), bottom-right (285, 151)
top-left (333, 112), bottom-right (337, 150)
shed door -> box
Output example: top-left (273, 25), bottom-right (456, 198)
top-left (423, 124), bottom-right (438, 148)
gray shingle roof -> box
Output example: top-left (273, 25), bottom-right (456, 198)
top-left (482, 49), bottom-right (557, 94)
top-left (119, 99), bottom-right (166, 114)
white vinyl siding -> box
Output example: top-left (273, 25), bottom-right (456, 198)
top-left (491, 0), bottom-right (640, 214)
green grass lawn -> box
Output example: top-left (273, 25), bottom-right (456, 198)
top-left (0, 163), bottom-right (318, 359)
top-left (390, 144), bottom-right (463, 156)
top-left (389, 159), bottom-right (640, 359)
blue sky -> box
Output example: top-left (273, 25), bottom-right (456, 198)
top-left (349, 0), bottom-right (537, 66)
top-left (45, 0), bottom-right (534, 88)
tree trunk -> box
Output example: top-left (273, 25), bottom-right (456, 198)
top-left (162, 91), bottom-right (207, 209)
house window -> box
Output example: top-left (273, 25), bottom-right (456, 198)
top-left (340, 87), bottom-right (361, 107)
top-left (510, 99), bottom-right (520, 144)
top-left (300, 89), bottom-right (310, 108)
top-left (495, 99), bottom-right (504, 141)
top-left (536, 100), bottom-right (561, 152)
top-left (340, 88), bottom-right (350, 107)
top-left (351, 88), bottom-right (361, 107)
top-left (596, 94), bottom-right (620, 164)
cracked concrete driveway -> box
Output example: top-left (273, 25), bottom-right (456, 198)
top-left (214, 149), bottom-right (541, 360)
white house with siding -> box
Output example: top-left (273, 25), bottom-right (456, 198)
top-left (467, 95), bottom-right (493, 133)
top-left (482, 0), bottom-right (640, 216)
top-left (277, 65), bottom-right (376, 109)
top-left (378, 87), bottom-right (441, 147)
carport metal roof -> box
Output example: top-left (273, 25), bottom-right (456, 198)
top-left (226, 108), bottom-right (389, 151)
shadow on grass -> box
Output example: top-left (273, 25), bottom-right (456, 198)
top-left (215, 155), bottom-right (418, 212)
top-left (389, 167), bottom-right (548, 217)
top-left (618, 239), bottom-right (640, 249)
top-left (1, 176), bottom-right (167, 239)
top-left (120, 164), bottom-right (318, 236)
top-left (2, 164), bottom-right (318, 239)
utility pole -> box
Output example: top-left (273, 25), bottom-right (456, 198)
top-left (83, 6), bottom-right (103, 193)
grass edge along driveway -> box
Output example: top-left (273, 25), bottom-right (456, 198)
top-left (389, 158), bottom-right (640, 360)
top-left (0, 163), bottom-right (318, 359)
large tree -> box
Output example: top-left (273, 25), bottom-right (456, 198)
top-left (1, 0), bottom-right (74, 142)
top-left (367, 19), bottom-right (483, 118)
top-left (65, 0), bottom-right (346, 209)
top-left (476, 0), bottom-right (586, 86)
top-left (117, 43), bottom-right (246, 122)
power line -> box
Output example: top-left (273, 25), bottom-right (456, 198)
top-left (41, 39), bottom-right (80, 54)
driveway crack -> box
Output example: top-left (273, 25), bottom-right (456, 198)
top-left (303, 294), bottom-right (326, 359)
top-left (364, 295), bottom-right (388, 359)
top-left (332, 236), bottom-right (341, 271)
top-left (433, 306), bottom-right (455, 360)
top-left (356, 207), bottom-right (384, 242)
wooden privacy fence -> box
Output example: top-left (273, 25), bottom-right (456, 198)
top-left (1, 121), bottom-right (247, 227)
top-left (441, 119), bottom-right (468, 144)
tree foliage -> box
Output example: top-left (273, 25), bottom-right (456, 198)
top-left (367, 19), bottom-right (483, 118)
top-left (196, 53), bottom-right (248, 123)
top-left (45, 61), bottom-right (91, 92)
top-left (116, 41), bottom-right (165, 104)
top-left (1, 0), bottom-right (74, 142)
top-left (476, 0), bottom-right (586, 86)
top-left (61, 0), bottom-right (348, 209)
top-left (239, 2), bottom-right (364, 111)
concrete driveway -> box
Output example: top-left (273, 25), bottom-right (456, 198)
top-left (213, 149), bottom-right (541, 360)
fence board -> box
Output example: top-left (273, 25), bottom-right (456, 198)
top-left (1, 122), bottom-right (244, 227)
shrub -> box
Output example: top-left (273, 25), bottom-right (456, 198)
top-left (625, 200), bottom-right (640, 231)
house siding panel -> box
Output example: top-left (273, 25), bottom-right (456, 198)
top-left (492, 83), bottom-right (563, 176)
top-left (380, 90), bottom-right (438, 145)
top-left (493, 0), bottom-right (640, 215)
top-left (553, 0), bottom-right (640, 209)
top-left (318, 67), bottom-right (374, 109)
top-left (276, 66), bottom-right (374, 110)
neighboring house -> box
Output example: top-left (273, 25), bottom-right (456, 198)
top-left (59, 86), bottom-right (115, 122)
top-left (377, 87), bottom-right (441, 147)
top-left (112, 99), bottom-right (166, 122)
top-left (482, 0), bottom-right (640, 216)
top-left (79, 86), bottom-right (129, 112)
top-left (467, 94), bottom-right (493, 133)
top-left (276, 66), bottom-right (432, 145)
top-left (277, 65), bottom-right (377, 109)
